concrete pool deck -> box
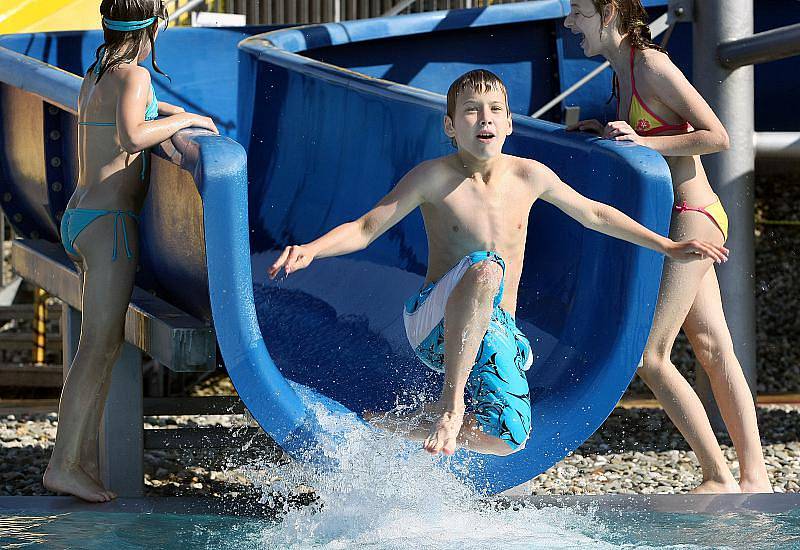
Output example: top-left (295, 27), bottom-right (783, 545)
top-left (1, 494), bottom-right (798, 517)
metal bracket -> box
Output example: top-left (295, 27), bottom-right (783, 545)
top-left (668, 0), bottom-right (694, 25)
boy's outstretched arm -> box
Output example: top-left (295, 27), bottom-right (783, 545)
top-left (534, 162), bottom-right (729, 263)
top-left (268, 162), bottom-right (429, 279)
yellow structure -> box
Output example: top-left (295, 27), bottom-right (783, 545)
top-left (0, 0), bottom-right (101, 35)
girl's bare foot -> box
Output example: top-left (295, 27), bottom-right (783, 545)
top-left (689, 479), bottom-right (741, 494)
top-left (43, 464), bottom-right (116, 503)
top-left (739, 479), bottom-right (773, 493)
top-left (423, 408), bottom-right (464, 456)
top-left (79, 439), bottom-right (104, 487)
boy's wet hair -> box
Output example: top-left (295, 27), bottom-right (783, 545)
top-left (446, 69), bottom-right (510, 120)
top-left (88, 0), bottom-right (169, 83)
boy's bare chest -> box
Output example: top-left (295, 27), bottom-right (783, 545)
top-left (442, 179), bottom-right (529, 219)
top-left (425, 179), bottom-right (533, 242)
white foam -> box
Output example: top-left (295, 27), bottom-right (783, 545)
top-left (241, 399), bottom-right (625, 549)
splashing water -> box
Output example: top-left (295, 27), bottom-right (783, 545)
top-left (238, 397), bottom-right (702, 549)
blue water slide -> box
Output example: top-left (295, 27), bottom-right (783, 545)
top-left (237, 1), bottom-right (675, 491)
top-left (0, 3), bottom-right (682, 494)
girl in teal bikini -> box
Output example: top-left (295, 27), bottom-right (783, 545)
top-left (565, 0), bottom-right (771, 493)
top-left (44, 0), bottom-right (218, 502)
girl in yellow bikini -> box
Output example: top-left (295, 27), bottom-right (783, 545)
top-left (565, 0), bottom-right (771, 493)
top-left (43, 0), bottom-right (218, 503)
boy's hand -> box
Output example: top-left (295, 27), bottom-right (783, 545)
top-left (665, 239), bottom-right (729, 263)
top-left (268, 245), bottom-right (315, 279)
top-left (566, 118), bottom-right (603, 135)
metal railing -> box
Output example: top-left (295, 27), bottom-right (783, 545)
top-left (170, 0), bottom-right (526, 25)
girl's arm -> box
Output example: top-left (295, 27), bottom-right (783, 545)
top-left (534, 162), bottom-right (729, 262)
top-left (157, 100), bottom-right (185, 116)
top-left (116, 67), bottom-right (218, 153)
top-left (606, 52), bottom-right (730, 156)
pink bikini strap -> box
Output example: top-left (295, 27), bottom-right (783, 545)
top-left (674, 201), bottom-right (724, 235)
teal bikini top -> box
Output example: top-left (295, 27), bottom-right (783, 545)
top-left (78, 56), bottom-right (159, 126)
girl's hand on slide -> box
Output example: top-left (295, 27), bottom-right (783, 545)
top-left (603, 120), bottom-right (639, 143)
top-left (566, 118), bottom-right (604, 135)
top-left (186, 113), bottom-right (219, 134)
top-left (603, 120), bottom-right (642, 144)
top-left (268, 245), bottom-right (315, 279)
top-left (666, 240), bottom-right (729, 264)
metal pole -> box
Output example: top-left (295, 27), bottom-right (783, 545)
top-left (100, 342), bottom-right (144, 497)
top-left (33, 288), bottom-right (47, 365)
top-left (383, 0), bottom-right (417, 17)
top-left (719, 22), bottom-right (800, 70)
top-left (167, 0), bottom-right (206, 23)
top-left (754, 132), bottom-right (800, 160)
top-left (693, 0), bottom-right (756, 430)
top-left (1, 211), bottom-right (5, 288)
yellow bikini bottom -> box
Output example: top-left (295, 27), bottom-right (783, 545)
top-left (674, 198), bottom-right (729, 243)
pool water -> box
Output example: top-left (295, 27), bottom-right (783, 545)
top-left (1, 506), bottom-right (799, 549)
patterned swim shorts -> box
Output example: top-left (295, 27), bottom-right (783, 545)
top-left (403, 251), bottom-right (533, 450)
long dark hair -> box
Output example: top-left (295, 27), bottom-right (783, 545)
top-left (88, 0), bottom-right (169, 83)
top-left (592, 0), bottom-right (665, 53)
top-left (594, 0), bottom-right (665, 105)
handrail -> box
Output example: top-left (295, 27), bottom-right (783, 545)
top-left (754, 131), bottom-right (800, 160)
top-left (167, 0), bottom-right (207, 24)
top-left (0, 47), bottom-right (80, 114)
top-left (383, 0), bottom-right (418, 17)
top-left (719, 22), bottom-right (800, 69)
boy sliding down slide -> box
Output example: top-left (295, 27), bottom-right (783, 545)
top-left (269, 70), bottom-right (727, 458)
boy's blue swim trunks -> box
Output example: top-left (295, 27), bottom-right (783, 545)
top-left (403, 251), bottom-right (533, 450)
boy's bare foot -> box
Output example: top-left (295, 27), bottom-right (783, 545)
top-left (689, 479), bottom-right (741, 494)
top-left (43, 464), bottom-right (116, 503)
top-left (423, 408), bottom-right (464, 456)
top-left (739, 479), bottom-right (773, 493)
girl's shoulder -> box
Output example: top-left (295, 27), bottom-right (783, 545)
top-left (82, 63), bottom-right (151, 100)
top-left (113, 64), bottom-right (151, 86)
top-left (635, 47), bottom-right (680, 86)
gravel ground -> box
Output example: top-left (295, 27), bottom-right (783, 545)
top-left (2, 405), bottom-right (798, 499)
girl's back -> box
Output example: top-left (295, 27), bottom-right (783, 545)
top-left (75, 62), bottom-right (154, 213)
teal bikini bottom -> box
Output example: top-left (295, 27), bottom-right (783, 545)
top-left (60, 208), bottom-right (139, 261)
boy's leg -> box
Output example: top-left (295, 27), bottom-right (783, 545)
top-left (424, 259), bottom-right (502, 455)
top-left (683, 268), bottom-right (772, 493)
top-left (638, 254), bottom-right (739, 493)
top-left (44, 215), bottom-right (138, 502)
